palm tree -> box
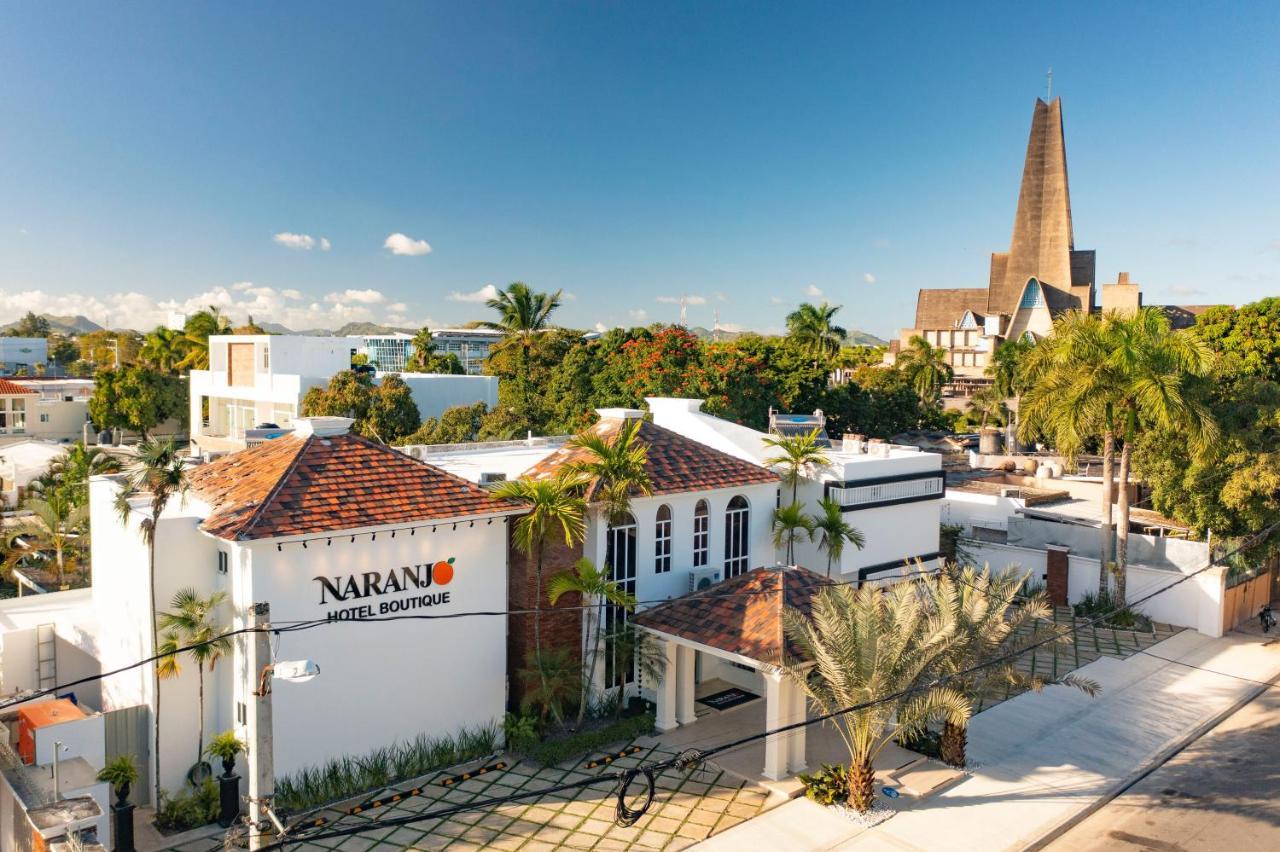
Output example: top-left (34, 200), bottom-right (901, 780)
top-left (607, 624), bottom-right (667, 719)
top-left (772, 503), bottom-right (815, 565)
top-left (49, 443), bottom-right (121, 506)
top-left (115, 437), bottom-right (189, 803)
top-left (490, 473), bottom-right (587, 720)
top-left (762, 428), bottom-right (830, 507)
top-left (786, 302), bottom-right (847, 367)
top-left (782, 580), bottom-right (970, 812)
top-left (986, 338), bottom-right (1031, 400)
top-left (812, 498), bottom-right (865, 578)
top-left (566, 418), bottom-right (653, 524)
top-left (140, 327), bottom-right (189, 374)
top-left (156, 588), bottom-right (232, 771)
top-left (1106, 309), bottom-right (1216, 603)
top-left (548, 558), bottom-right (636, 728)
top-left (1019, 312), bottom-right (1120, 592)
top-left (480, 283), bottom-right (562, 412)
top-left (176, 307), bottom-right (232, 371)
top-left (923, 567), bottom-right (1098, 767)
top-left (896, 335), bottom-right (954, 404)
top-left (19, 493), bottom-right (88, 587)
top-left (967, 385), bottom-right (1011, 429)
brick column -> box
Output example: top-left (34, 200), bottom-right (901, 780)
top-left (1046, 545), bottom-right (1069, 607)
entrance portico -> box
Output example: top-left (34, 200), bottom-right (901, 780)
top-left (635, 566), bottom-right (826, 781)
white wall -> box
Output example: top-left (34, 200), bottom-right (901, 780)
top-left (34, 712), bottom-right (105, 767)
top-left (235, 517), bottom-right (512, 779)
top-left (396, 374), bottom-right (500, 421)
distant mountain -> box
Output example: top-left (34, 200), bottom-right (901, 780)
top-left (289, 321), bottom-right (419, 337)
top-left (0, 313), bottom-right (103, 336)
top-left (845, 330), bottom-right (887, 347)
top-left (259, 321), bottom-right (294, 335)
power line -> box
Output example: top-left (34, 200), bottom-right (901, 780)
top-left (266, 520), bottom-right (1280, 848)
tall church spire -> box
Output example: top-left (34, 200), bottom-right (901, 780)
top-left (988, 97), bottom-right (1076, 316)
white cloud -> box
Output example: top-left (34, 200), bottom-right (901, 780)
top-left (1167, 284), bottom-right (1205, 297)
top-left (387, 302), bottom-right (408, 313)
top-left (863, 273), bottom-right (876, 284)
top-left (805, 285), bottom-right (823, 297)
top-left (232, 281), bottom-right (254, 292)
top-left (594, 322), bottom-right (609, 333)
top-left (561, 291), bottom-right (577, 301)
top-left (18, 228), bottom-right (29, 236)
top-left (281, 289), bottom-right (303, 300)
top-left (273, 232), bottom-right (329, 251)
top-left (448, 284), bottom-right (499, 303)
top-left (325, 288), bottom-right (386, 305)
top-left (628, 308), bottom-right (648, 323)
top-left (769, 296), bottom-right (786, 306)
top-left (713, 292), bottom-right (728, 302)
top-left (384, 232), bottom-right (432, 256)
top-left (655, 295), bottom-right (708, 305)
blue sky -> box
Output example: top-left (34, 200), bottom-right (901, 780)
top-left (2, 2), bottom-right (1278, 338)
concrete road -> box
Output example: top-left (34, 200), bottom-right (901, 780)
top-left (1045, 677), bottom-right (1280, 852)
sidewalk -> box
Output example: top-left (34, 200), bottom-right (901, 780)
top-left (697, 622), bottom-right (1280, 851)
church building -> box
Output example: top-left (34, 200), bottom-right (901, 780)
top-left (892, 97), bottom-right (1215, 380)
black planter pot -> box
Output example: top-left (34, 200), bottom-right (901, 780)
top-left (221, 755), bottom-right (236, 778)
top-left (114, 781), bottom-right (131, 807)
top-left (112, 801), bottom-right (136, 852)
top-left (218, 773), bottom-right (241, 828)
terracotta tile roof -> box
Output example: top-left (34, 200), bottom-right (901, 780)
top-left (188, 433), bottom-right (515, 540)
top-left (912, 288), bottom-right (990, 330)
top-left (634, 567), bottom-right (829, 664)
top-left (522, 417), bottom-right (778, 498)
top-left (0, 378), bottom-right (37, 395)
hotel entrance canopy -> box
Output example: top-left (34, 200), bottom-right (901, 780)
top-left (634, 566), bottom-right (827, 780)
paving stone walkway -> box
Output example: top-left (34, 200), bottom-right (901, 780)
top-left (973, 607), bottom-right (1181, 713)
top-left (159, 743), bottom-right (772, 851)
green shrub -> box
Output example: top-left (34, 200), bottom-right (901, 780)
top-left (503, 712), bottom-right (539, 751)
top-left (155, 779), bottom-right (220, 832)
top-left (206, 730), bottom-right (244, 763)
top-left (519, 712), bottom-right (654, 767)
top-left (798, 763), bottom-right (850, 806)
top-left (96, 755), bottom-right (139, 789)
top-left (1073, 589), bottom-right (1152, 631)
top-left (273, 722), bottom-right (498, 814)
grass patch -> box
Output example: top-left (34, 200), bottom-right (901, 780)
top-left (273, 722), bottom-right (498, 814)
top-left (518, 712), bottom-right (654, 767)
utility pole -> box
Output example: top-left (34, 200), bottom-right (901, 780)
top-left (246, 602), bottom-right (274, 851)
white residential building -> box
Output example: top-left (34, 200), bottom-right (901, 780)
top-left (189, 336), bottom-right (498, 455)
top-left (647, 398), bottom-right (944, 582)
top-left (429, 329), bottom-right (504, 376)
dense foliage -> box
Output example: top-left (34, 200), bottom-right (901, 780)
top-left (301, 370), bottom-right (421, 443)
top-left (88, 365), bottom-right (188, 437)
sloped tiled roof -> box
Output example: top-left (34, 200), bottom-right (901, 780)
top-left (522, 417), bottom-right (778, 499)
top-left (188, 432), bottom-right (514, 540)
top-left (634, 567), bottom-right (828, 664)
top-left (0, 378), bottom-right (37, 396)
top-left (913, 288), bottom-right (990, 330)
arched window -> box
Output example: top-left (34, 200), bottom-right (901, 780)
top-left (605, 512), bottom-right (638, 685)
top-left (1019, 278), bottom-right (1046, 309)
top-left (692, 500), bottom-right (709, 568)
top-left (724, 495), bottom-right (750, 578)
top-left (654, 505), bottom-right (672, 574)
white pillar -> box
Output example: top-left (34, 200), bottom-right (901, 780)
top-left (762, 670), bottom-right (786, 781)
top-left (786, 679), bottom-right (807, 773)
top-left (247, 602), bottom-right (274, 851)
top-left (675, 645), bottom-right (697, 726)
top-left (655, 639), bottom-right (679, 732)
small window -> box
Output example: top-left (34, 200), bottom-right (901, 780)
top-left (39, 413), bottom-right (49, 423)
top-left (263, 347), bottom-right (270, 370)
top-left (217, 551), bottom-right (229, 574)
top-left (654, 505), bottom-right (672, 574)
top-left (692, 500), bottom-right (709, 568)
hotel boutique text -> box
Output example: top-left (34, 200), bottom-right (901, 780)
top-left (314, 559), bottom-right (456, 620)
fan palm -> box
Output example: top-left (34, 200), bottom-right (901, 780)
top-left (895, 335), bottom-right (954, 404)
top-left (922, 567), bottom-right (1098, 767)
top-left (157, 588), bottom-right (232, 769)
top-left (772, 503), bottom-right (816, 565)
top-left (786, 302), bottom-right (847, 367)
top-left (548, 557), bottom-right (637, 728)
top-left (782, 581), bottom-right (969, 812)
top-left (812, 498), bottom-right (865, 578)
top-left (566, 418), bottom-right (653, 524)
top-left (490, 473), bottom-right (587, 721)
top-left (115, 437), bottom-right (189, 803)
top-left (18, 493), bottom-right (89, 587)
top-left (762, 428), bottom-right (830, 507)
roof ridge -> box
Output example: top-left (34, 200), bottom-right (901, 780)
top-left (345, 431), bottom-right (501, 501)
top-left (235, 435), bottom-right (313, 540)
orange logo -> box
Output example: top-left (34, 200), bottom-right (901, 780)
top-left (432, 558), bottom-right (455, 586)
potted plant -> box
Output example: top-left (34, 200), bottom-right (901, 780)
top-left (96, 755), bottom-right (139, 806)
top-left (207, 731), bottom-right (244, 778)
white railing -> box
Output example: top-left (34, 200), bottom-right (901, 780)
top-left (830, 475), bottom-right (943, 507)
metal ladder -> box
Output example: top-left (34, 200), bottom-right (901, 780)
top-left (36, 623), bottom-right (56, 692)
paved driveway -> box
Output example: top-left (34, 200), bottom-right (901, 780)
top-left (161, 742), bottom-right (773, 851)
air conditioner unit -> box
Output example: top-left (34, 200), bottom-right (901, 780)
top-left (688, 567), bottom-right (722, 593)
top-left (479, 472), bottom-right (507, 485)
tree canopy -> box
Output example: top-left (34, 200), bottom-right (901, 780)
top-left (301, 370), bottom-right (421, 443)
top-left (88, 366), bottom-right (187, 437)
